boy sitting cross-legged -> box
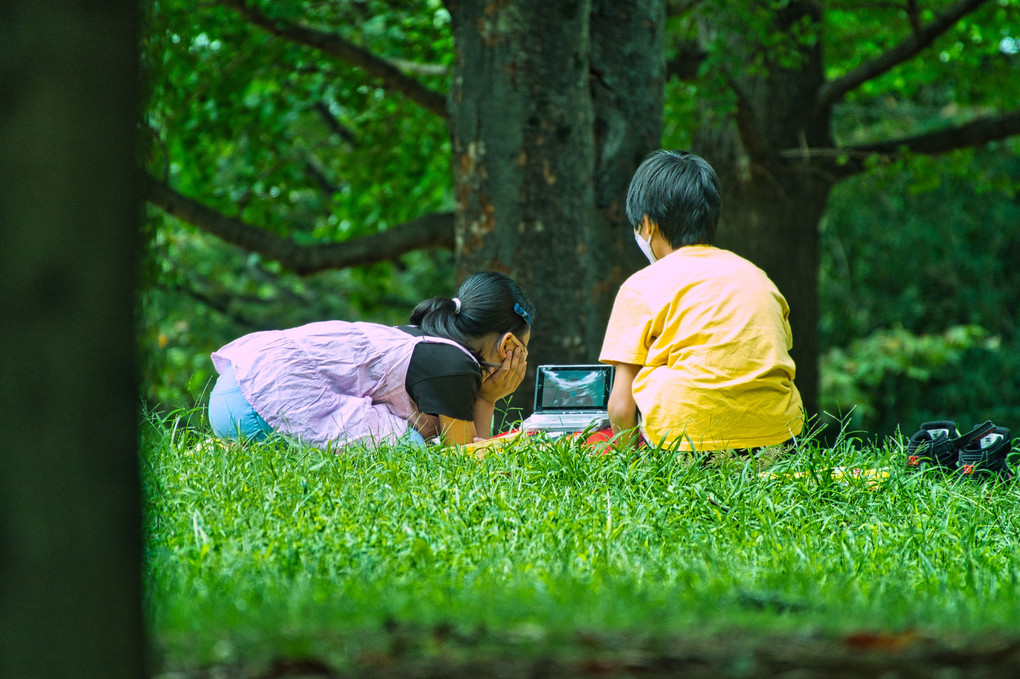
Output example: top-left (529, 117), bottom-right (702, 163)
top-left (599, 150), bottom-right (804, 452)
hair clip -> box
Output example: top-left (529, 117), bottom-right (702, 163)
top-left (514, 302), bottom-right (532, 325)
top-left (451, 297), bottom-right (462, 314)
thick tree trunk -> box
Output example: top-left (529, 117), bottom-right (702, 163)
top-left (446, 0), bottom-right (664, 423)
top-left (588, 0), bottom-right (666, 350)
top-left (693, 0), bottom-right (832, 417)
top-left (0, 2), bottom-right (145, 677)
top-left (713, 169), bottom-right (829, 421)
top-left (447, 0), bottom-right (597, 421)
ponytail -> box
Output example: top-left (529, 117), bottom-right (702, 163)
top-left (409, 297), bottom-right (462, 339)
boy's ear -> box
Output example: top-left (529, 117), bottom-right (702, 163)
top-left (644, 216), bottom-right (658, 238)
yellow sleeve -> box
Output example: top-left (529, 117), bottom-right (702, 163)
top-left (599, 285), bottom-right (655, 366)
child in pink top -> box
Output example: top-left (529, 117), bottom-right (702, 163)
top-left (208, 271), bottom-right (534, 450)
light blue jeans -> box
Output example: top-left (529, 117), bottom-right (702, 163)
top-left (208, 364), bottom-right (273, 442)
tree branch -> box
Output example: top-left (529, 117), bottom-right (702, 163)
top-left (164, 277), bottom-right (268, 332)
top-left (783, 108), bottom-right (1020, 177)
top-left (814, 0), bottom-right (991, 114)
top-left (142, 174), bottom-right (455, 275)
top-left (312, 101), bottom-right (359, 146)
top-left (216, 0), bottom-right (448, 118)
top-left (848, 108), bottom-right (1020, 155)
top-left (665, 0), bottom-right (705, 17)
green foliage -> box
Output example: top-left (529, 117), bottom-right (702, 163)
top-left (142, 0), bottom-right (454, 237)
top-left (821, 324), bottom-right (999, 431)
top-left (667, 0), bottom-right (1019, 148)
top-left (820, 147), bottom-right (1020, 436)
top-left (824, 0), bottom-right (1020, 106)
top-left (143, 412), bottom-right (1020, 670)
top-left (141, 0), bottom-right (1020, 434)
top-left (138, 210), bottom-right (454, 410)
top-left (142, 0), bottom-right (454, 236)
top-left (140, 0), bottom-right (457, 409)
top-left (821, 148), bottom-right (1019, 344)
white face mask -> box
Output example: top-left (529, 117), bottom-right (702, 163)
top-left (634, 229), bottom-right (657, 264)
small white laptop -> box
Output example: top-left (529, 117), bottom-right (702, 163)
top-left (520, 364), bottom-right (614, 433)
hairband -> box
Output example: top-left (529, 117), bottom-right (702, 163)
top-left (452, 297), bottom-right (462, 314)
top-left (514, 303), bottom-right (532, 325)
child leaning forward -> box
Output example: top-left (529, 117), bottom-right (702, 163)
top-left (208, 271), bottom-right (534, 451)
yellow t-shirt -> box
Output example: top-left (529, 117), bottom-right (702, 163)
top-left (599, 245), bottom-right (803, 451)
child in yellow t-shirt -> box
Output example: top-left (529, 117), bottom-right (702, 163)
top-left (599, 150), bottom-right (804, 451)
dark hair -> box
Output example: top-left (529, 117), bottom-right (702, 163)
top-left (626, 149), bottom-right (721, 248)
top-left (409, 271), bottom-right (534, 360)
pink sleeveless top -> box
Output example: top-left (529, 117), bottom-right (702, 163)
top-left (212, 321), bottom-right (476, 449)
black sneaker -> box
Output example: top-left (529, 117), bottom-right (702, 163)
top-left (906, 420), bottom-right (960, 471)
top-left (956, 421), bottom-right (1014, 481)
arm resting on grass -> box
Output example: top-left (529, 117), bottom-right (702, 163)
top-left (473, 397), bottom-right (495, 439)
top-left (439, 346), bottom-right (527, 446)
top-left (437, 397), bottom-right (499, 445)
top-left (439, 414), bottom-right (478, 446)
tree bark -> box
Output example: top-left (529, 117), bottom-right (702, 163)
top-left (447, 0), bottom-right (598, 419)
top-left (446, 0), bottom-right (664, 422)
top-left (0, 1), bottom-right (145, 677)
top-left (588, 0), bottom-right (667, 352)
top-left (692, 0), bottom-right (832, 416)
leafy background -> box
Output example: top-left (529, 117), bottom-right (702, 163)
top-left (139, 0), bottom-right (1020, 439)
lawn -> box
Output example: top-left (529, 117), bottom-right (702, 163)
top-left (142, 412), bottom-right (1020, 677)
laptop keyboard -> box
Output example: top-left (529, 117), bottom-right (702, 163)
top-left (522, 412), bottom-right (609, 431)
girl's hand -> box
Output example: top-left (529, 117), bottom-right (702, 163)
top-left (478, 346), bottom-right (527, 403)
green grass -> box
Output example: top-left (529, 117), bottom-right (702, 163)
top-left (142, 411), bottom-right (1020, 671)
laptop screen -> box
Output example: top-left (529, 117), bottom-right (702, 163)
top-left (534, 365), bottom-right (614, 412)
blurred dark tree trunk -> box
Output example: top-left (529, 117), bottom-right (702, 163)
top-left (691, 1), bottom-right (832, 416)
top-left (587, 1), bottom-right (667, 368)
top-left (445, 0), bottom-right (663, 422)
top-left (0, 1), bottom-right (145, 677)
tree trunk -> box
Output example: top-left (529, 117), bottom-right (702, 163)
top-left (713, 166), bottom-right (829, 421)
top-left (0, 1), bottom-right (145, 677)
top-left (446, 0), bottom-right (664, 423)
top-left (588, 0), bottom-right (666, 351)
top-left (693, 0), bottom-right (832, 417)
